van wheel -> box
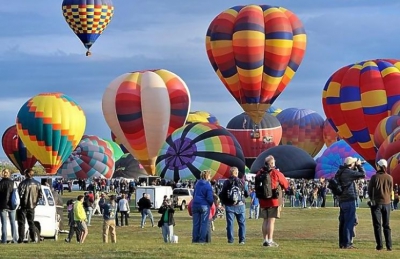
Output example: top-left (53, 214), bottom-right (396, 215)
top-left (33, 227), bottom-right (40, 243)
top-left (180, 201), bottom-right (186, 211)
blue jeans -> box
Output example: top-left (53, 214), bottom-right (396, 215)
top-left (0, 210), bottom-right (18, 243)
top-left (192, 205), bottom-right (210, 243)
top-left (249, 205), bottom-right (259, 219)
top-left (141, 209), bottom-right (154, 227)
top-left (86, 207), bottom-right (93, 225)
top-left (161, 223), bottom-right (174, 243)
top-left (339, 200), bottom-right (356, 248)
top-left (225, 204), bottom-right (246, 243)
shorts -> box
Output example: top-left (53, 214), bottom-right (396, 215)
top-left (260, 206), bottom-right (281, 219)
top-left (75, 220), bottom-right (88, 232)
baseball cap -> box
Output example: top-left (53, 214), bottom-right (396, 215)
top-left (344, 157), bottom-right (357, 165)
top-left (377, 159), bottom-right (388, 168)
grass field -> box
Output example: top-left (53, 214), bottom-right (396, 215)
top-left (0, 192), bottom-right (398, 259)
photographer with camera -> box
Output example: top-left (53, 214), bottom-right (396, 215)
top-left (367, 159), bottom-right (393, 251)
top-left (336, 157), bottom-right (365, 249)
top-left (255, 155), bottom-right (288, 247)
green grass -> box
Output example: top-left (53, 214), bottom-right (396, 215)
top-left (1, 192), bottom-right (398, 259)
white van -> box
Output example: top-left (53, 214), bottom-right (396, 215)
top-left (135, 186), bottom-right (173, 209)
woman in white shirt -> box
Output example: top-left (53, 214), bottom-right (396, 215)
top-left (118, 194), bottom-right (130, 226)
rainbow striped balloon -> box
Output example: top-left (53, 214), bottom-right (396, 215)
top-left (323, 59), bottom-right (400, 165)
top-left (16, 93), bottom-right (86, 174)
top-left (206, 5), bottom-right (307, 124)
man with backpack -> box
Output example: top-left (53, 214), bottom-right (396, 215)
top-left (219, 167), bottom-right (248, 244)
top-left (331, 156), bottom-right (365, 249)
top-left (0, 169), bottom-right (18, 243)
top-left (255, 155), bottom-right (288, 247)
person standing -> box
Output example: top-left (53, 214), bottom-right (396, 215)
top-left (158, 199), bottom-right (175, 243)
top-left (368, 159), bottom-right (393, 251)
top-left (118, 194), bottom-right (129, 226)
top-left (219, 167), bottom-right (248, 245)
top-left (102, 195), bottom-right (117, 243)
top-left (249, 188), bottom-right (259, 219)
top-left (17, 168), bottom-right (42, 243)
top-left (336, 157), bottom-right (365, 249)
top-left (256, 156), bottom-right (288, 247)
top-left (0, 169), bottom-right (18, 243)
top-left (74, 195), bottom-right (88, 243)
top-left (191, 170), bottom-right (214, 243)
top-left (138, 194), bottom-right (154, 228)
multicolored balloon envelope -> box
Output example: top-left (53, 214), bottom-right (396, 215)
top-left (103, 139), bottom-right (124, 161)
top-left (155, 123), bottom-right (245, 182)
top-left (377, 127), bottom-right (400, 162)
top-left (315, 140), bottom-right (375, 180)
top-left (16, 93), bottom-right (86, 175)
top-left (387, 152), bottom-right (400, 185)
top-left (206, 5), bottom-right (307, 124)
top-left (276, 108), bottom-right (325, 157)
top-left (266, 106), bottom-right (282, 117)
top-left (322, 59), bottom-right (400, 165)
top-left (391, 100), bottom-right (400, 116)
top-left (250, 145), bottom-right (316, 179)
top-left (323, 119), bottom-right (340, 147)
top-left (2, 125), bottom-right (37, 172)
top-left (111, 131), bottom-right (128, 153)
top-left (62, 0), bottom-right (114, 56)
top-left (58, 135), bottom-right (115, 179)
top-left (102, 69), bottom-right (191, 176)
top-left (226, 112), bottom-right (282, 167)
top-left (186, 111), bottom-right (219, 125)
top-left (373, 115), bottom-right (400, 149)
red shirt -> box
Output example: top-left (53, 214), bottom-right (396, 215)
top-left (257, 169), bottom-right (289, 208)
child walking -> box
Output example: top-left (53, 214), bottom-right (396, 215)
top-left (158, 199), bottom-right (175, 243)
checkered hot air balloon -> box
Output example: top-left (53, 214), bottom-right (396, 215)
top-left (2, 125), bottom-right (37, 172)
top-left (62, 0), bottom-right (114, 56)
top-left (155, 123), bottom-right (245, 182)
top-left (185, 111), bottom-right (219, 125)
top-left (16, 93), bottom-right (86, 174)
top-left (315, 140), bottom-right (375, 180)
top-left (323, 59), bottom-right (400, 165)
top-left (58, 135), bottom-right (115, 179)
top-left (102, 69), bottom-right (191, 176)
top-left (206, 5), bottom-right (307, 124)
top-left (276, 108), bottom-right (325, 157)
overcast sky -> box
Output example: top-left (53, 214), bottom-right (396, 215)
top-left (1, 1), bottom-right (400, 158)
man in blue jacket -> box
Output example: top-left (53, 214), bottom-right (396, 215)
top-left (336, 157), bottom-right (365, 249)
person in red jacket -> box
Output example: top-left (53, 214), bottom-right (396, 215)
top-left (256, 155), bottom-right (288, 247)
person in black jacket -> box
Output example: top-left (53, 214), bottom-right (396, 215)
top-left (0, 169), bottom-right (17, 243)
top-left (337, 157), bottom-right (365, 249)
top-left (158, 199), bottom-right (175, 243)
top-left (17, 168), bottom-right (43, 243)
top-left (138, 193), bottom-right (154, 228)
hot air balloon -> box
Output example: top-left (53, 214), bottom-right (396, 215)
top-left (62, 0), bottom-right (114, 56)
top-left (391, 100), bottom-right (400, 116)
top-left (387, 153), bottom-right (400, 185)
top-left (226, 112), bottom-right (282, 168)
top-left (111, 131), bottom-right (128, 153)
top-left (104, 139), bottom-right (124, 161)
top-left (16, 93), bottom-right (86, 174)
top-left (323, 119), bottom-right (340, 147)
top-left (112, 153), bottom-right (147, 179)
top-left (102, 69), bottom-right (191, 175)
top-left (266, 106), bottom-right (282, 117)
top-left (322, 59), bottom-right (400, 165)
top-left (2, 125), bottom-right (37, 172)
top-left (155, 123), bottom-right (245, 182)
top-left (315, 140), bottom-right (375, 180)
top-left (58, 135), bottom-right (114, 179)
top-left (276, 108), bottom-right (325, 157)
top-left (378, 127), bottom-right (400, 161)
top-left (186, 111), bottom-right (219, 125)
top-left (206, 5), bottom-right (307, 125)
top-left (373, 115), bottom-right (400, 149)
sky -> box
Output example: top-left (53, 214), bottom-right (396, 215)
top-left (1, 0), bottom-right (400, 159)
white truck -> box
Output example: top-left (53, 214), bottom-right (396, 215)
top-left (135, 186), bottom-right (173, 209)
top-left (0, 185), bottom-right (59, 242)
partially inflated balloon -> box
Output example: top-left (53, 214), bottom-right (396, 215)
top-left (16, 93), bottom-right (86, 174)
top-left (58, 135), bottom-right (114, 179)
top-left (323, 119), bottom-right (340, 147)
top-left (276, 108), bottom-right (324, 157)
top-left (373, 115), bottom-right (400, 148)
top-left (111, 131), bottom-right (128, 153)
top-left (266, 106), bottom-right (282, 117)
top-left (206, 5), bottom-right (307, 124)
top-left (186, 111), bottom-right (219, 125)
top-left (62, 0), bottom-right (114, 56)
top-left (155, 123), bottom-right (245, 182)
top-left (387, 153), bottom-right (400, 185)
top-left (104, 139), bottom-right (124, 161)
top-left (102, 69), bottom-right (191, 175)
top-left (2, 125), bottom-right (37, 172)
top-left (323, 59), bottom-right (400, 165)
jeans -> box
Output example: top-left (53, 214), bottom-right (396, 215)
top-left (290, 195), bottom-right (296, 207)
top-left (302, 195), bottom-right (308, 208)
top-left (192, 205), bottom-right (209, 243)
top-left (0, 210), bottom-right (18, 243)
top-left (225, 204), bottom-right (246, 243)
top-left (16, 208), bottom-right (36, 243)
top-left (339, 200), bottom-right (356, 248)
top-left (140, 209), bottom-right (154, 227)
top-left (120, 211), bottom-right (128, 226)
top-left (249, 205), bottom-right (259, 219)
top-left (370, 204), bottom-right (392, 250)
top-left (86, 207), bottom-right (93, 225)
top-left (161, 223), bottom-right (174, 243)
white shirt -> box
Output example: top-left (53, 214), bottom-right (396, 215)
top-left (118, 199), bottom-right (129, 212)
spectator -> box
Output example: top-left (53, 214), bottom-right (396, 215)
top-left (74, 195), bottom-right (88, 243)
top-left (138, 194), bottom-right (154, 228)
top-left (0, 169), bottom-right (18, 243)
top-left (118, 194), bottom-right (130, 226)
top-left (103, 195), bottom-right (117, 243)
top-left (158, 199), bottom-right (175, 243)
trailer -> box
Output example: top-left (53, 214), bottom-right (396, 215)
top-left (135, 186), bottom-right (173, 209)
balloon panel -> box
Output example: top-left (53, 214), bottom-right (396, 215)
top-left (186, 111), bottom-right (219, 125)
top-left (323, 119), bottom-right (340, 147)
top-left (373, 116), bottom-right (400, 149)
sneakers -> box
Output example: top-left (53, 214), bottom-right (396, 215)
top-left (239, 242), bottom-right (245, 245)
top-left (263, 241), bottom-right (279, 247)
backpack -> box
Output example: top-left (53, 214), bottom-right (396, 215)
top-left (328, 170), bottom-right (345, 196)
top-left (11, 188), bottom-right (20, 210)
top-left (255, 171), bottom-right (274, 199)
top-left (226, 179), bottom-right (243, 205)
